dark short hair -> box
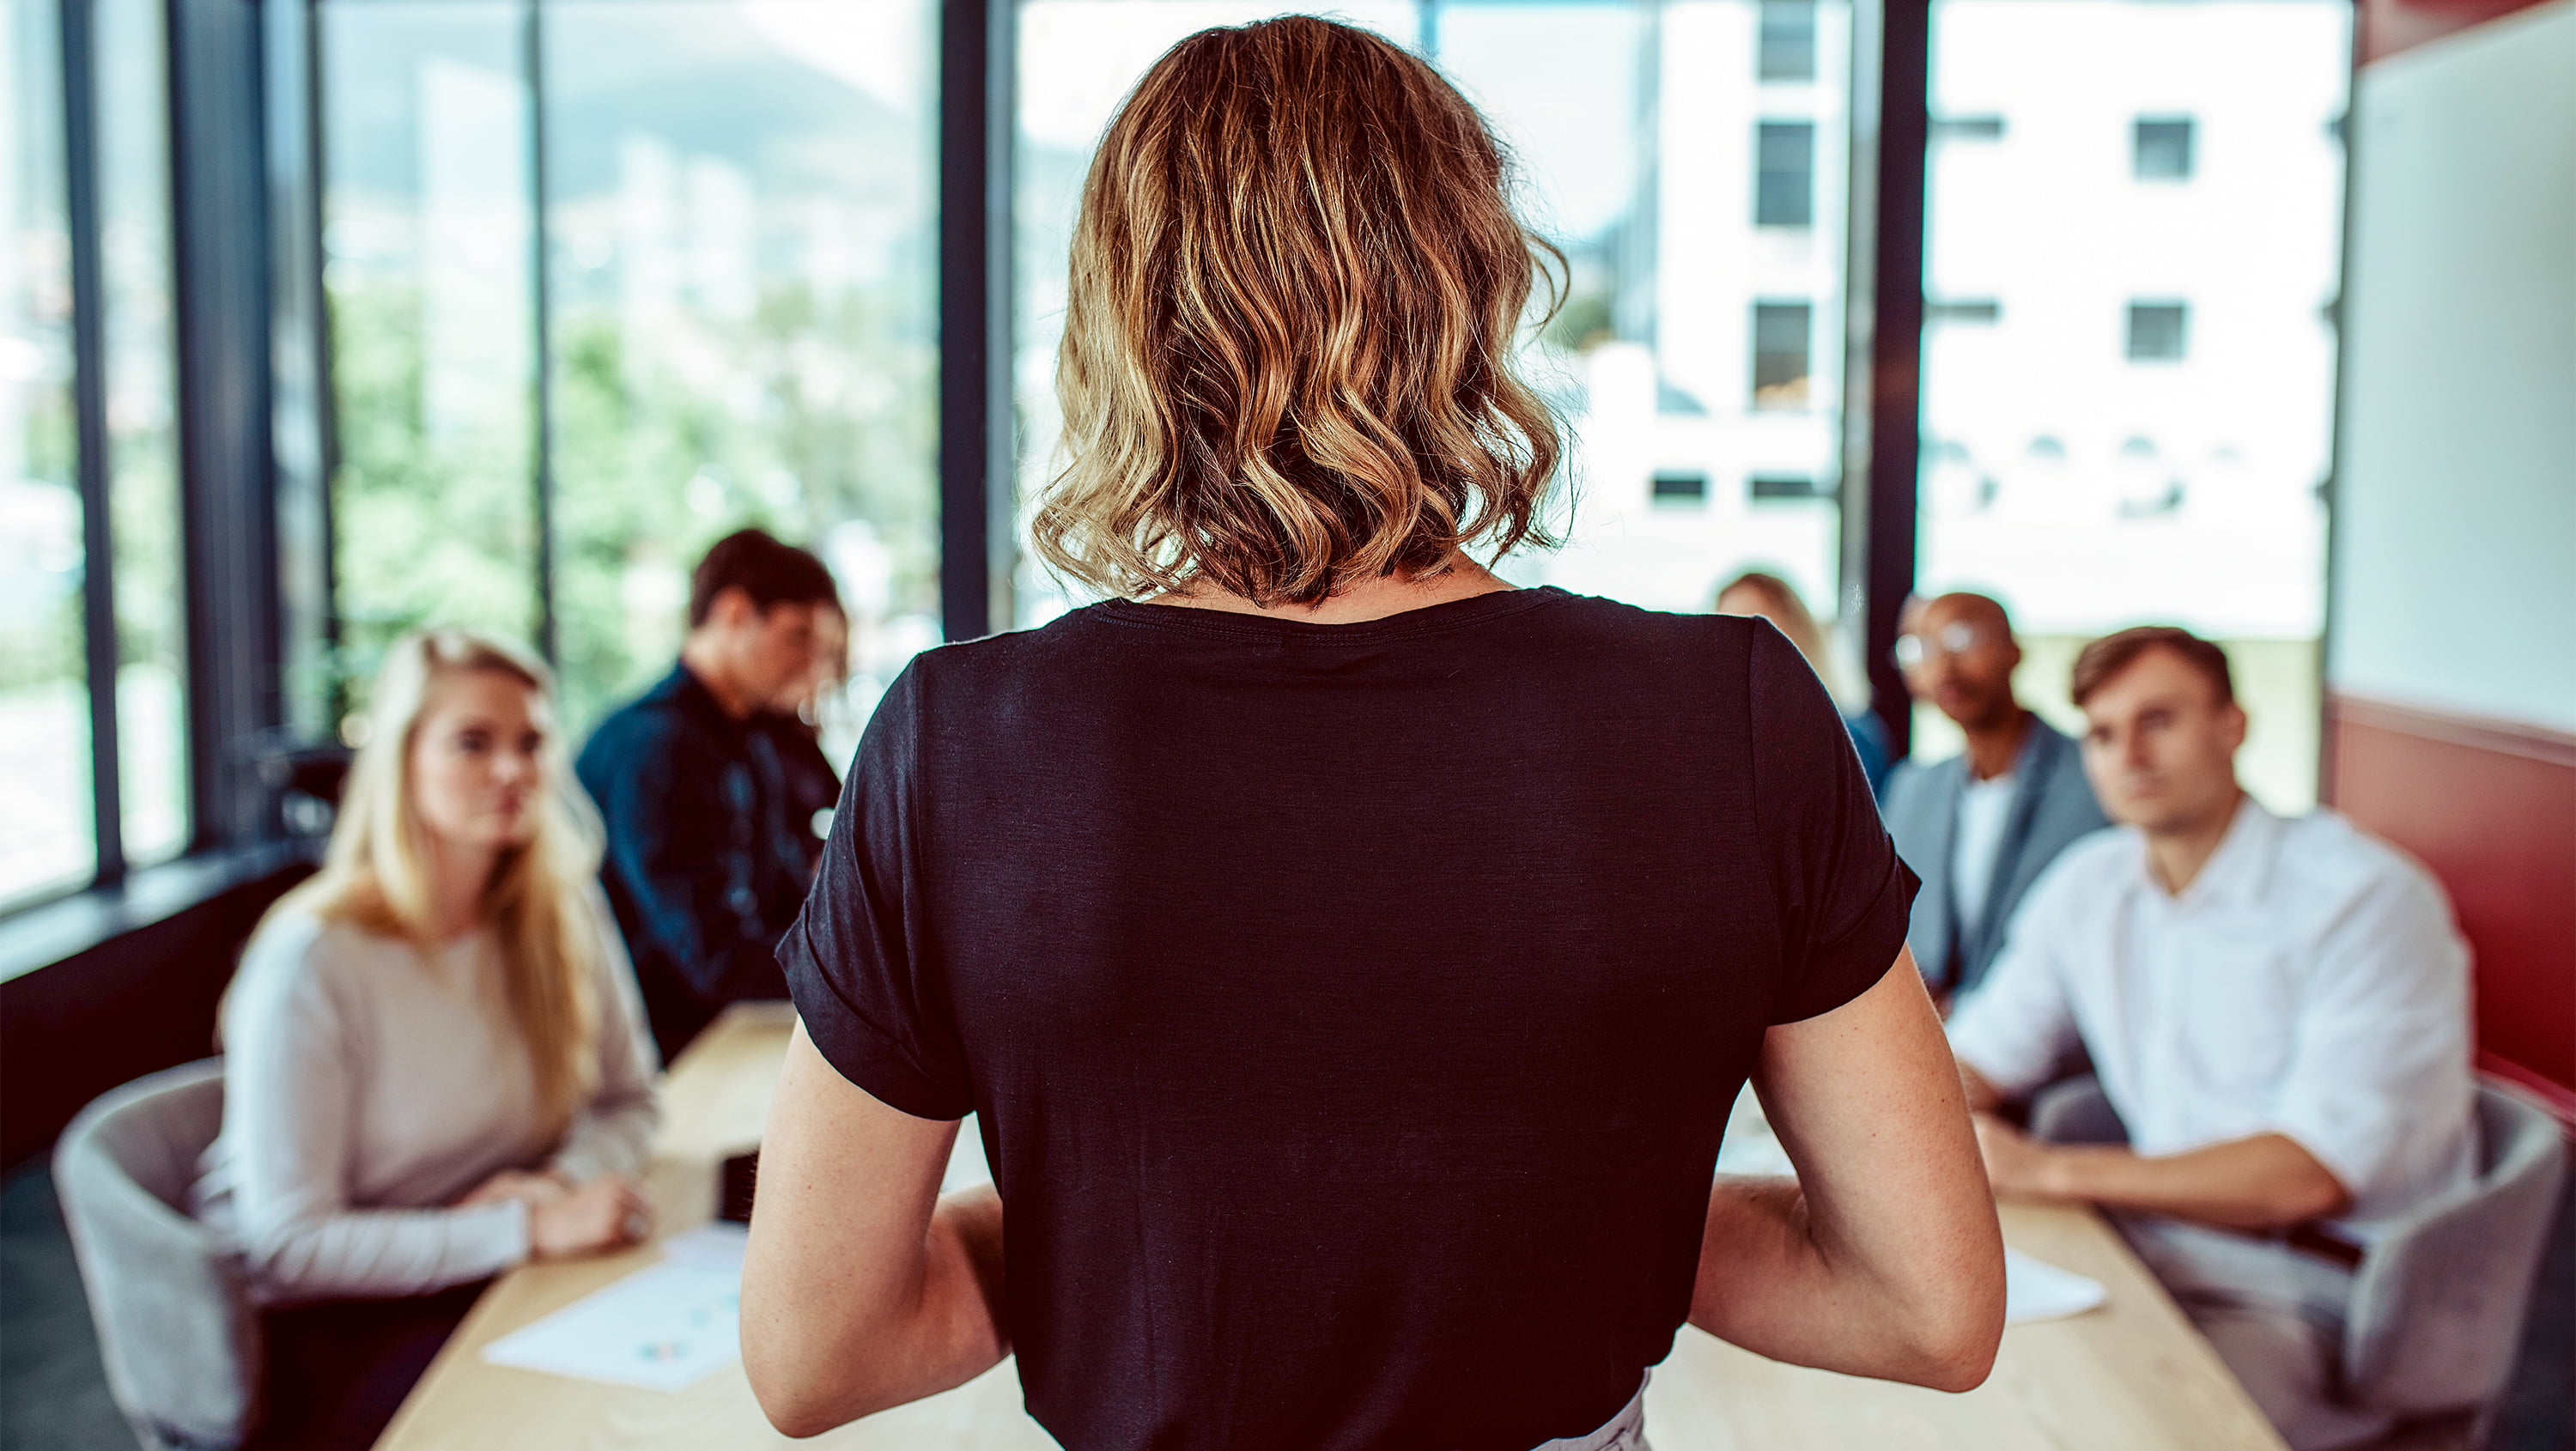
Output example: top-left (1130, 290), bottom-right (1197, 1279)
top-left (688, 528), bottom-right (841, 628)
top-left (2071, 625), bottom-right (2234, 708)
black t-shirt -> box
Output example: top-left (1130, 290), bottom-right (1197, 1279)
top-left (779, 587), bottom-right (1916, 1451)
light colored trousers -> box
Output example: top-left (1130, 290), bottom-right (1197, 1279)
top-left (2116, 1216), bottom-right (2396, 1451)
top-left (1531, 1375), bottom-right (1653, 1451)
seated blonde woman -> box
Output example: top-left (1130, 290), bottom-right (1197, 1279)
top-left (192, 630), bottom-right (659, 1450)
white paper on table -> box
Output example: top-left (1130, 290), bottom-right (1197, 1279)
top-left (2004, 1246), bottom-right (2106, 1325)
top-left (481, 1261), bottom-right (742, 1391)
top-left (659, 1220), bottom-right (750, 1273)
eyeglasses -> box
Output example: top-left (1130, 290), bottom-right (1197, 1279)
top-left (1893, 622), bottom-right (1990, 669)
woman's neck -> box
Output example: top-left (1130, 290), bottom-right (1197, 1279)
top-left (1154, 555), bottom-right (1511, 624)
top-left (422, 836), bottom-right (501, 941)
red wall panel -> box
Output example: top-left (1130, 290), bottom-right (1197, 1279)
top-left (2325, 694), bottom-right (2576, 1100)
top-left (2360, 0), bottom-right (2561, 63)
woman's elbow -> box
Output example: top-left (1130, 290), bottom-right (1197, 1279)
top-left (744, 1320), bottom-right (903, 1437)
top-left (750, 1384), bottom-right (850, 1442)
top-left (744, 1346), bottom-right (862, 1439)
top-left (1895, 1254), bottom-right (2006, 1393)
top-left (1907, 1314), bottom-right (2002, 1393)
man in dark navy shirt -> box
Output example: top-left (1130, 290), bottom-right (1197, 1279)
top-left (577, 528), bottom-right (843, 1058)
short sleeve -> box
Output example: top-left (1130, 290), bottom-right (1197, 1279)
top-left (776, 665), bottom-right (975, 1121)
top-left (1746, 622), bottom-right (1920, 1023)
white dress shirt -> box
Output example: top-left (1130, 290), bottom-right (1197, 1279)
top-left (1950, 770), bottom-right (2016, 939)
top-left (193, 891), bottom-right (661, 1304)
top-left (1947, 797), bottom-right (2476, 1236)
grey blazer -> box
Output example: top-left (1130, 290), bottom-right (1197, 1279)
top-left (1881, 717), bottom-right (2109, 996)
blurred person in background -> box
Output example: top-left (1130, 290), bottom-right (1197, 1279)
top-left (758, 601), bottom-right (849, 876)
top-left (194, 630), bottom-right (659, 1451)
top-left (1949, 626), bottom-right (2476, 1451)
top-left (577, 528), bottom-right (843, 1058)
top-left (1714, 569), bottom-right (1893, 798)
top-left (736, 19), bottom-right (2002, 1451)
top-left (1881, 591), bottom-right (2107, 1001)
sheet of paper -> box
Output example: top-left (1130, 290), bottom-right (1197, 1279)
top-left (2004, 1246), bottom-right (2107, 1325)
top-left (481, 1261), bottom-right (742, 1392)
top-left (659, 1221), bottom-right (749, 1273)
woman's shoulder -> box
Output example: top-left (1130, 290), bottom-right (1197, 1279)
top-left (232, 895), bottom-right (407, 1011)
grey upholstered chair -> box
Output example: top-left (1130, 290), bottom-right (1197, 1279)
top-left (53, 1059), bottom-right (259, 1451)
top-left (2029, 1073), bottom-right (2568, 1451)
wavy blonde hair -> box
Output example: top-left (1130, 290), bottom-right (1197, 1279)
top-left (258, 630), bottom-right (606, 1134)
top-left (1032, 15), bottom-right (1566, 607)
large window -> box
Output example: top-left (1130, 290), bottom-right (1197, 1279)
top-left (2, 0), bottom-right (87, 908)
top-left (321, 3), bottom-right (541, 680)
top-left (98, 0), bottom-right (188, 868)
top-left (2, 0), bottom-right (185, 913)
top-left (1917, 0), bottom-right (2350, 808)
top-left (0, 0), bottom-right (2370, 922)
top-left (312, 0), bottom-right (938, 746)
top-left (1015, 0), bottom-right (1857, 638)
top-left (540, 0), bottom-right (938, 735)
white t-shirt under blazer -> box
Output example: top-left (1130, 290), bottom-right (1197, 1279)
top-left (1947, 796), bottom-right (2476, 1239)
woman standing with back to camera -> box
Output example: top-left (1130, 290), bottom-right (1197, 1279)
top-left (741, 17), bottom-right (2002, 1450)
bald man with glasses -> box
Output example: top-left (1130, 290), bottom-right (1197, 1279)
top-left (1881, 592), bottom-right (2109, 1001)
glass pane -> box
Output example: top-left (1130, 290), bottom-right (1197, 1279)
top-left (1, 0), bottom-right (95, 908)
top-left (97, 0), bottom-right (188, 865)
top-left (321, 2), bottom-right (539, 694)
top-left (1917, 0), bottom-right (2349, 810)
top-left (544, 0), bottom-right (939, 742)
top-left (1013, 0), bottom-right (1859, 678)
top-left (1459, 0), bottom-right (1854, 632)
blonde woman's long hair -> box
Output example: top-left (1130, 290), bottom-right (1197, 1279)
top-left (261, 629), bottom-right (606, 1133)
top-left (1034, 15), bottom-right (1566, 607)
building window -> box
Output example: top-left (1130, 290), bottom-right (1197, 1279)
top-left (1757, 0), bottom-right (1817, 82)
top-left (2133, 116), bottom-right (2195, 180)
top-left (1927, 299), bottom-right (2001, 324)
top-left (1752, 301), bottom-right (1812, 409)
top-left (1650, 471), bottom-right (1708, 503)
top-left (1750, 475), bottom-right (1821, 500)
top-left (1753, 121), bottom-right (1814, 228)
top-left (1930, 115), bottom-right (2005, 142)
top-left (2125, 301), bottom-right (2189, 361)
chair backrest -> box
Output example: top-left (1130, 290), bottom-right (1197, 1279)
top-left (52, 1059), bottom-right (258, 1451)
top-left (2342, 1079), bottom-right (2569, 1417)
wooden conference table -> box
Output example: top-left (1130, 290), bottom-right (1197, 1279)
top-left (378, 1004), bottom-right (2290, 1451)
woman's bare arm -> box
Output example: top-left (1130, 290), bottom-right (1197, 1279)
top-left (740, 1024), bottom-right (1008, 1438)
top-left (1689, 950), bottom-right (2005, 1392)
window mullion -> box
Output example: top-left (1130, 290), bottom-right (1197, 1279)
top-left (60, 0), bottom-right (126, 888)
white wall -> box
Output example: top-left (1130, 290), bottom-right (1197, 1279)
top-left (2328, 0), bottom-right (2576, 733)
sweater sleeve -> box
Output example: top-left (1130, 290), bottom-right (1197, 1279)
top-left (217, 918), bottom-right (532, 1302)
top-left (547, 890), bottom-right (664, 1185)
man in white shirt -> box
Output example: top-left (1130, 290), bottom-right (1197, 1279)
top-left (1949, 625), bottom-right (2476, 1451)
